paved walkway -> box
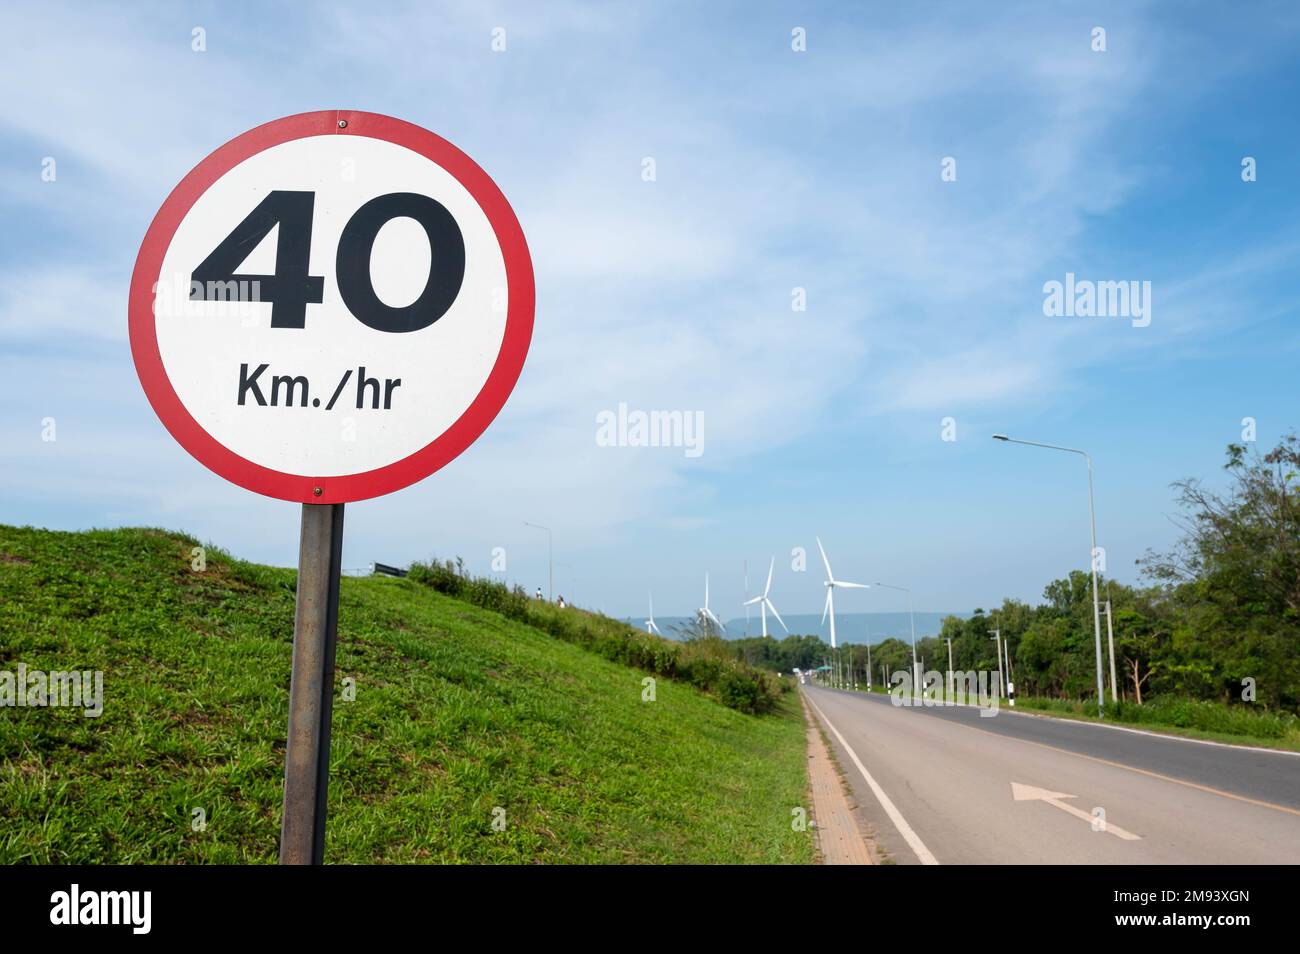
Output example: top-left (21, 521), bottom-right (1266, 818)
top-left (803, 695), bottom-right (874, 865)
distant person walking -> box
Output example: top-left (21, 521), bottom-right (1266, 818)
top-left (535, 586), bottom-right (543, 600)
top-left (557, 595), bottom-right (566, 609)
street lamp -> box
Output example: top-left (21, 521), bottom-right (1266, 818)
top-left (990, 629), bottom-right (1004, 698)
top-left (872, 581), bottom-right (918, 698)
top-left (1102, 579), bottom-right (1118, 703)
top-left (1002, 631), bottom-right (1013, 703)
top-left (992, 433), bottom-right (1106, 715)
top-left (522, 521), bottom-right (553, 603)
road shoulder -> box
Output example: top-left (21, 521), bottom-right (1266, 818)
top-left (802, 694), bottom-right (877, 864)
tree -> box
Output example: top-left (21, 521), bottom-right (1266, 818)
top-left (1141, 435), bottom-right (1300, 708)
top-left (1113, 602), bottom-right (1168, 704)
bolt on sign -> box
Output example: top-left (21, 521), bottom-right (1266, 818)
top-left (128, 111), bottom-right (535, 862)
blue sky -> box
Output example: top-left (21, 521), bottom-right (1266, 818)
top-left (2, 1), bottom-right (1299, 626)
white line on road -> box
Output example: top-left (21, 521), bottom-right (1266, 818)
top-left (847, 691), bottom-right (1300, 820)
top-left (1004, 707), bottom-right (1300, 758)
top-left (845, 686), bottom-right (1300, 759)
top-left (805, 692), bottom-right (940, 865)
top-left (1011, 781), bottom-right (1142, 841)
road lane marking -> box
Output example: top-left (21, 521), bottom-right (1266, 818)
top-left (838, 688), bottom-right (1300, 819)
top-left (848, 684), bottom-right (1300, 759)
top-left (805, 693), bottom-right (940, 865)
top-left (922, 707), bottom-right (1300, 820)
top-left (999, 706), bottom-right (1300, 758)
top-left (1011, 781), bottom-right (1142, 840)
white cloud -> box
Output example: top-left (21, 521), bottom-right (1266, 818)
top-left (2, 1), bottom-right (1296, 613)
top-left (0, 267), bottom-right (127, 341)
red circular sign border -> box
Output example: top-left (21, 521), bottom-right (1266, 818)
top-left (128, 109), bottom-right (535, 504)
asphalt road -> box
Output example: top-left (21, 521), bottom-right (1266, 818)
top-left (803, 685), bottom-right (1300, 864)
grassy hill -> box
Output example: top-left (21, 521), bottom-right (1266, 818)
top-left (0, 525), bottom-right (812, 864)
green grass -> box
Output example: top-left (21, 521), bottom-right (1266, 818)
top-left (1010, 695), bottom-right (1300, 752)
top-left (407, 557), bottom-right (784, 714)
top-left (0, 525), bottom-right (813, 864)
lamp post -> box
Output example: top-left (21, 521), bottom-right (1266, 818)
top-left (993, 434), bottom-right (1106, 716)
top-left (523, 521), bottom-right (553, 603)
top-left (1102, 579), bottom-right (1118, 703)
top-left (873, 582), bottom-right (918, 699)
top-left (990, 629), bottom-right (1004, 698)
top-left (1003, 632), bottom-right (1015, 706)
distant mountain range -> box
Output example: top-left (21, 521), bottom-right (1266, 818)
top-left (631, 611), bottom-right (971, 644)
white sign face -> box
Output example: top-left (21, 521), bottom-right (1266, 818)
top-left (129, 111), bottom-right (534, 503)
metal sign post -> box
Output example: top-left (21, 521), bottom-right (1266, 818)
top-left (280, 503), bottom-right (345, 864)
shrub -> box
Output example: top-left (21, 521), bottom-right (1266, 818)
top-left (405, 559), bottom-right (782, 715)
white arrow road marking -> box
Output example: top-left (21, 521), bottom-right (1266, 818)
top-left (1011, 782), bottom-right (1142, 841)
top-left (806, 694), bottom-right (939, 864)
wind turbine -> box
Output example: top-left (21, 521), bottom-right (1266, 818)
top-left (742, 558), bottom-right (788, 638)
top-left (743, 560), bottom-right (750, 636)
top-left (816, 536), bottom-right (869, 649)
top-left (645, 593), bottom-right (660, 635)
top-left (698, 573), bottom-right (727, 636)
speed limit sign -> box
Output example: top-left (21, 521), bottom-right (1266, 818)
top-left (128, 110), bottom-right (534, 865)
top-left (129, 109), bottom-right (534, 503)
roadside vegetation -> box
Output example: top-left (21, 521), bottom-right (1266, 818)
top-left (407, 557), bottom-right (785, 715)
top-left (0, 526), bottom-right (811, 864)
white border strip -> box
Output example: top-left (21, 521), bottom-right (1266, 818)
top-left (1004, 707), bottom-right (1300, 758)
top-left (806, 694), bottom-right (939, 865)
top-left (848, 687), bottom-right (1300, 758)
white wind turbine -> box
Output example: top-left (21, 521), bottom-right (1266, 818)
top-left (645, 593), bottom-right (661, 635)
top-left (698, 573), bottom-right (727, 636)
top-left (743, 557), bottom-right (788, 638)
top-left (817, 537), bottom-right (869, 649)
